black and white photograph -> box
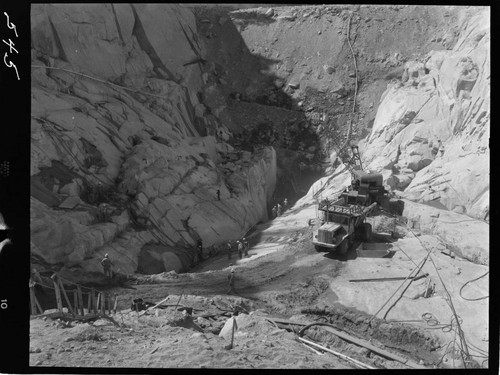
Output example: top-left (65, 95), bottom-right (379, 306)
top-left (17, 2), bottom-right (494, 370)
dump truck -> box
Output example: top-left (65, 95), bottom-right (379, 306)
top-left (312, 198), bottom-right (377, 254)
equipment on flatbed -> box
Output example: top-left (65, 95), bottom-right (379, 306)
top-left (342, 169), bottom-right (387, 206)
top-left (312, 197), bottom-right (377, 254)
top-left (340, 146), bottom-right (388, 206)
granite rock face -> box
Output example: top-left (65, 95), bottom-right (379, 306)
top-left (359, 8), bottom-right (489, 221)
top-left (30, 4), bottom-right (276, 276)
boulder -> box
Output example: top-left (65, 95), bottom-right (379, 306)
top-left (59, 179), bottom-right (83, 197)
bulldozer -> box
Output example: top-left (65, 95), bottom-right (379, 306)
top-left (312, 197), bottom-right (377, 254)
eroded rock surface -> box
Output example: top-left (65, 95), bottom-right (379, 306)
top-left (31, 4), bottom-right (276, 277)
top-left (30, 4), bottom-right (489, 280)
top-left (359, 8), bottom-right (489, 220)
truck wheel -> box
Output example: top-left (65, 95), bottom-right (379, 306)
top-left (339, 240), bottom-right (349, 255)
top-left (354, 225), bottom-right (364, 241)
top-left (364, 223), bottom-right (372, 242)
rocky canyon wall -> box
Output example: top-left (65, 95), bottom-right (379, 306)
top-left (360, 7), bottom-right (489, 221)
top-left (30, 4), bottom-right (276, 278)
top-left (295, 6), bottom-right (489, 263)
top-left (30, 4), bottom-right (489, 278)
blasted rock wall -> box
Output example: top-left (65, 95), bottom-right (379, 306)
top-left (30, 4), bottom-right (276, 277)
top-left (360, 7), bottom-right (489, 221)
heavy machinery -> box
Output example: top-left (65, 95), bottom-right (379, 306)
top-left (340, 145), bottom-right (388, 206)
top-left (312, 197), bottom-right (377, 254)
top-left (341, 170), bottom-right (386, 206)
top-left (311, 145), bottom-right (392, 254)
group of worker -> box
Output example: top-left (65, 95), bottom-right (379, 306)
top-left (226, 238), bottom-right (249, 260)
top-left (99, 236), bottom-right (251, 295)
top-left (271, 198), bottom-right (288, 219)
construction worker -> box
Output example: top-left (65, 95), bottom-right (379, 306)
top-left (272, 205), bottom-right (277, 218)
top-left (277, 203), bottom-right (282, 217)
top-left (237, 241), bottom-right (243, 260)
top-left (227, 266), bottom-right (235, 294)
top-left (227, 241), bottom-right (232, 260)
top-left (283, 198), bottom-right (288, 211)
top-left (100, 253), bottom-right (112, 279)
top-left (243, 238), bottom-right (249, 257)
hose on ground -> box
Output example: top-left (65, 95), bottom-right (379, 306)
top-left (459, 271), bottom-right (489, 301)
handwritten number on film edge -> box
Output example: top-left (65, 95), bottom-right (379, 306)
top-left (2, 12), bottom-right (19, 80)
top-left (3, 12), bottom-right (17, 38)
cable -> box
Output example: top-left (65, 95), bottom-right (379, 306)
top-left (368, 252), bottom-right (429, 323)
top-left (404, 224), bottom-right (472, 367)
top-left (328, 12), bottom-right (359, 167)
top-left (32, 65), bottom-right (174, 100)
top-left (459, 271), bottom-right (489, 301)
top-left (381, 252), bottom-right (430, 320)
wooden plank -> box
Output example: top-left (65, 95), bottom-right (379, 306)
top-left (139, 295), bottom-right (170, 316)
top-left (34, 294), bottom-right (43, 315)
top-left (91, 289), bottom-right (97, 314)
top-left (77, 286), bottom-right (84, 316)
top-left (349, 273), bottom-right (429, 283)
top-left (100, 293), bottom-right (105, 315)
top-left (265, 317), bottom-right (426, 369)
top-left (297, 336), bottom-right (375, 369)
top-left (102, 292), bottom-right (109, 314)
top-left (58, 279), bottom-right (74, 315)
top-left (322, 326), bottom-right (408, 365)
top-left (96, 293), bottom-right (101, 313)
top-left (30, 286), bottom-right (37, 316)
top-left (51, 275), bottom-right (63, 313)
top-left (87, 292), bottom-right (91, 314)
top-left (73, 290), bottom-right (78, 317)
top-left (109, 294), bottom-right (113, 315)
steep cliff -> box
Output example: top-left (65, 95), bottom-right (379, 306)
top-left (360, 7), bottom-right (489, 221)
top-left (294, 6), bottom-right (489, 263)
top-left (30, 4), bottom-right (276, 277)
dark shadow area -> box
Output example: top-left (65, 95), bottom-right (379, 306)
top-left (193, 6), bottom-right (330, 216)
top-left (323, 243), bottom-right (358, 262)
top-left (322, 238), bottom-right (396, 262)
